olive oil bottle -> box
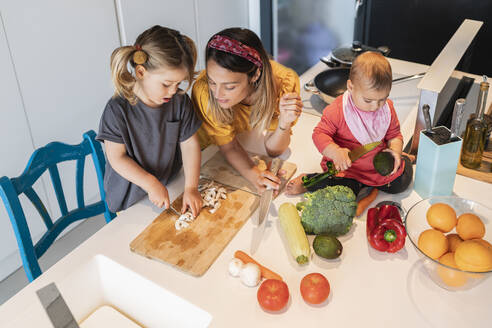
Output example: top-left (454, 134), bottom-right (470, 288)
top-left (460, 78), bottom-right (489, 169)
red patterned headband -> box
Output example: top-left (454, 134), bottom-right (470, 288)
top-left (207, 35), bottom-right (263, 69)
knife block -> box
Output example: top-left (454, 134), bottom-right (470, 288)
top-left (414, 126), bottom-right (463, 198)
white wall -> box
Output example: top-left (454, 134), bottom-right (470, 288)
top-left (0, 0), bottom-right (251, 281)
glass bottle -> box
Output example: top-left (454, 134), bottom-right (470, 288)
top-left (460, 78), bottom-right (489, 169)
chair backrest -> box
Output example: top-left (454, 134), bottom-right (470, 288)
top-left (0, 130), bottom-right (115, 282)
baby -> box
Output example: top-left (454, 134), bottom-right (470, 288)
top-left (287, 51), bottom-right (413, 196)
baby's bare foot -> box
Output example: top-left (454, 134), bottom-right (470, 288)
top-left (285, 174), bottom-right (308, 195)
top-left (402, 152), bottom-right (416, 164)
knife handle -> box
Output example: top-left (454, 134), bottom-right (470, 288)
top-left (422, 104), bottom-right (432, 132)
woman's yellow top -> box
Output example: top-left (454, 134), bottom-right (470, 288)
top-left (191, 60), bottom-right (300, 149)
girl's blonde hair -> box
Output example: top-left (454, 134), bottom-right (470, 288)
top-left (205, 28), bottom-right (277, 131)
top-left (110, 25), bottom-right (197, 105)
top-left (349, 51), bottom-right (392, 91)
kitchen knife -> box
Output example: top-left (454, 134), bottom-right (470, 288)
top-left (36, 282), bottom-right (79, 328)
top-left (251, 157), bottom-right (282, 254)
top-left (168, 204), bottom-right (181, 217)
top-left (199, 175), bottom-right (260, 196)
top-left (450, 98), bottom-right (466, 141)
top-left (302, 141), bottom-right (381, 189)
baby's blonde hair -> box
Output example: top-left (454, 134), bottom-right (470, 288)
top-left (349, 51), bottom-right (392, 91)
top-left (110, 25), bottom-right (197, 105)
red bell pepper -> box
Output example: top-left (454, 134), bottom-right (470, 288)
top-left (366, 204), bottom-right (406, 253)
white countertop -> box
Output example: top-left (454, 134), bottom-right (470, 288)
top-left (1, 59), bottom-right (492, 328)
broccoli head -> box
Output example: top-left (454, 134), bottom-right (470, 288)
top-left (297, 185), bottom-right (357, 236)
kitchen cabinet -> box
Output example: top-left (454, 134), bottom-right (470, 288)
top-left (0, 0), bottom-right (120, 280)
top-left (194, 0), bottom-right (249, 69)
top-left (118, 0), bottom-right (249, 71)
top-left (0, 16), bottom-right (44, 281)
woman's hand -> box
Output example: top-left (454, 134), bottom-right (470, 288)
top-left (278, 93), bottom-right (302, 130)
top-left (182, 187), bottom-right (203, 217)
top-left (331, 147), bottom-right (352, 172)
top-left (383, 148), bottom-right (402, 175)
top-left (250, 166), bottom-right (282, 194)
top-left (147, 180), bottom-right (170, 208)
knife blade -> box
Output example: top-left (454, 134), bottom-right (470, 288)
top-left (251, 158), bottom-right (282, 254)
top-left (348, 141), bottom-right (382, 162)
top-left (199, 175), bottom-right (260, 196)
top-left (36, 282), bottom-right (79, 328)
top-left (168, 204), bottom-right (181, 217)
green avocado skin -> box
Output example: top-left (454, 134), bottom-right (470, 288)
top-left (373, 151), bottom-right (394, 176)
top-left (313, 235), bottom-right (343, 259)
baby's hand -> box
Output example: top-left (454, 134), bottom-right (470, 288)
top-left (147, 180), bottom-right (170, 209)
top-left (182, 187), bottom-right (203, 217)
top-left (332, 147), bottom-right (352, 171)
top-left (383, 148), bottom-right (401, 175)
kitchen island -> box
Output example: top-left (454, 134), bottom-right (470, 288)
top-left (1, 59), bottom-right (491, 328)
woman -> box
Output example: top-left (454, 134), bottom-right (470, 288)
top-left (192, 28), bottom-right (302, 193)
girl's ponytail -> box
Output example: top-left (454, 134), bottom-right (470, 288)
top-left (110, 46), bottom-right (138, 105)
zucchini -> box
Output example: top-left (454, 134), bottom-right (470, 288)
top-left (278, 203), bottom-right (310, 264)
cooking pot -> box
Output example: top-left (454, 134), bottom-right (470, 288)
top-left (304, 68), bottom-right (426, 104)
top-left (320, 41), bottom-right (391, 68)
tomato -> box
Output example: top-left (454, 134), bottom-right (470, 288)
top-left (300, 273), bottom-right (330, 305)
top-left (257, 279), bottom-right (289, 311)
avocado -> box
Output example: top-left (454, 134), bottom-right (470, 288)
top-left (313, 235), bottom-right (343, 259)
top-left (373, 151), bottom-right (395, 176)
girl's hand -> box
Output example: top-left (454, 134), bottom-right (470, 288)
top-left (147, 180), bottom-right (170, 208)
top-left (383, 148), bottom-right (402, 175)
top-left (250, 166), bottom-right (281, 194)
top-left (332, 147), bottom-right (352, 171)
top-left (182, 187), bottom-right (203, 217)
top-left (278, 93), bottom-right (302, 129)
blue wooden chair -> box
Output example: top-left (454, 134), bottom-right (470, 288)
top-left (0, 130), bottom-right (115, 282)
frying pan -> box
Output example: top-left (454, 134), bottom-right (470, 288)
top-left (304, 68), bottom-right (425, 104)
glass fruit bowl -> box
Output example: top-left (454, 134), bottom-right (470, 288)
top-left (405, 196), bottom-right (492, 291)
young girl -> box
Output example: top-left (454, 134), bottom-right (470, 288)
top-left (192, 28), bottom-right (302, 193)
top-left (286, 51), bottom-right (413, 196)
top-left (97, 25), bottom-right (203, 216)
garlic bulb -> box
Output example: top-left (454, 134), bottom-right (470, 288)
top-left (228, 258), bottom-right (244, 277)
top-left (240, 263), bottom-right (261, 287)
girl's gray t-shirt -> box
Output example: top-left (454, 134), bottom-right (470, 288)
top-left (97, 93), bottom-right (201, 212)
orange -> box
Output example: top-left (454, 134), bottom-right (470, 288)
top-left (426, 203), bottom-right (457, 233)
top-left (437, 252), bottom-right (467, 287)
top-left (454, 240), bottom-right (492, 272)
top-left (418, 229), bottom-right (449, 259)
top-left (446, 233), bottom-right (463, 252)
top-left (456, 213), bottom-right (485, 240)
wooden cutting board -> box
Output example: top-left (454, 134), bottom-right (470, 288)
top-left (130, 181), bottom-right (259, 276)
top-left (130, 154), bottom-right (297, 276)
top-left (456, 138), bottom-right (492, 183)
